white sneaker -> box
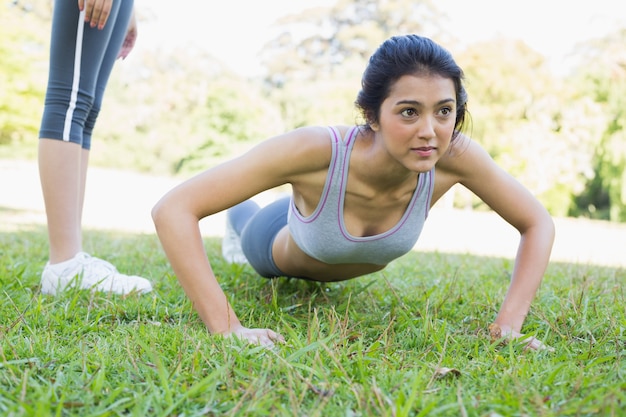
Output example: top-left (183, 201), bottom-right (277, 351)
top-left (40, 252), bottom-right (153, 295)
top-left (221, 218), bottom-right (248, 264)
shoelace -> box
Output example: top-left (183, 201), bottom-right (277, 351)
top-left (76, 253), bottom-right (118, 274)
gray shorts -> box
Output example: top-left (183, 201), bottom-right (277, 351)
top-left (228, 197), bottom-right (290, 278)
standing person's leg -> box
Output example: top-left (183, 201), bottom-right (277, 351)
top-left (38, 1), bottom-right (107, 264)
top-left (38, 140), bottom-right (82, 263)
top-left (77, 0), bottom-right (133, 229)
top-left (39, 0), bottom-right (150, 294)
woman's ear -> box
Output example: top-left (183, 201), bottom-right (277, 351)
top-left (367, 111), bottom-right (380, 131)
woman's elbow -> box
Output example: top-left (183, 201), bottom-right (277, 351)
top-left (536, 207), bottom-right (556, 246)
top-left (151, 195), bottom-right (176, 232)
top-left (520, 206), bottom-right (555, 245)
top-left (545, 214), bottom-right (556, 245)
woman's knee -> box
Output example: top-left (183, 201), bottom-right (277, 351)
top-left (228, 200), bottom-right (261, 235)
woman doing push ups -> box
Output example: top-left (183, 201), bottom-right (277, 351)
top-left (152, 34), bottom-right (555, 349)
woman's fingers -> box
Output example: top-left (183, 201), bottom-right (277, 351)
top-left (489, 323), bottom-right (554, 352)
top-left (80, 0), bottom-right (113, 30)
top-left (230, 328), bottom-right (285, 347)
top-left (252, 329), bottom-right (285, 347)
top-left (523, 335), bottom-right (555, 352)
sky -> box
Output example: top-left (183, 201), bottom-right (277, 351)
top-left (135, 0), bottom-right (625, 76)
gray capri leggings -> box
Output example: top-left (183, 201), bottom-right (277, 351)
top-left (227, 197), bottom-right (290, 278)
top-left (39, 0), bottom-right (134, 150)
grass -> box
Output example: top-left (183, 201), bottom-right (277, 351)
top-left (0, 225), bottom-right (624, 416)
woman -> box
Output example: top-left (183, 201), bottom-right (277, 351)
top-left (152, 35), bottom-right (555, 348)
top-left (39, 0), bottom-right (152, 295)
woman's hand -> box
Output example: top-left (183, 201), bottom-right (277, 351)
top-left (117, 10), bottom-right (137, 59)
top-left (78, 0), bottom-right (113, 30)
top-left (228, 326), bottom-right (285, 347)
top-left (489, 323), bottom-right (553, 352)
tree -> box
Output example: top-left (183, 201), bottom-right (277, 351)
top-left (456, 38), bottom-right (605, 216)
top-left (568, 29), bottom-right (626, 221)
top-left (258, 0), bottom-right (446, 129)
top-left (0, 0), bottom-right (50, 155)
top-left (94, 45), bottom-right (284, 175)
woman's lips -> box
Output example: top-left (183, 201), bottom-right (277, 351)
top-left (413, 146), bottom-right (435, 157)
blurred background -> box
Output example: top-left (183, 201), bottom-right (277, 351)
top-left (2, 0), bottom-right (626, 223)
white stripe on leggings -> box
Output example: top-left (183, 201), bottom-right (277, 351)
top-left (62, 10), bottom-right (86, 141)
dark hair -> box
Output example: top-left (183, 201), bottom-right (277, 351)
top-left (356, 34), bottom-right (468, 139)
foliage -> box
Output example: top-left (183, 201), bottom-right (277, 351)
top-left (568, 29), bottom-right (626, 221)
top-left (260, 0), bottom-right (443, 87)
top-left (456, 39), bottom-right (606, 216)
top-left (0, 0), bottom-right (283, 175)
top-left (1, 226), bottom-right (625, 416)
top-left (95, 46), bottom-right (285, 175)
top-left (1, 0), bottom-right (626, 221)
top-left (0, 0), bottom-right (50, 151)
top-left (258, 0), bottom-right (445, 130)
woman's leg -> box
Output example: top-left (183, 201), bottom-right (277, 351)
top-left (239, 197), bottom-right (290, 278)
top-left (78, 0), bottom-right (133, 226)
top-left (38, 0), bottom-right (126, 262)
top-left (38, 1), bottom-right (150, 294)
top-left (38, 139), bottom-right (83, 262)
top-left (222, 200), bottom-right (260, 264)
top-left (227, 200), bottom-right (261, 235)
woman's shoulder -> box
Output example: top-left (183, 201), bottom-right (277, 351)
top-left (273, 125), bottom-right (356, 155)
top-left (432, 134), bottom-right (499, 201)
top-left (285, 125), bottom-right (355, 141)
top-left (252, 125), bottom-right (355, 177)
top-left (434, 133), bottom-right (505, 189)
top-left (436, 134), bottom-right (486, 174)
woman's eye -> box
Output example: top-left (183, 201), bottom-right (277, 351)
top-left (440, 107), bottom-right (453, 116)
top-left (401, 108), bottom-right (417, 117)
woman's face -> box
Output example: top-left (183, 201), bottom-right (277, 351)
top-left (372, 74), bottom-right (457, 173)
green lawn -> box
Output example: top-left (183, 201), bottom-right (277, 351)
top-left (0, 226), bottom-right (624, 416)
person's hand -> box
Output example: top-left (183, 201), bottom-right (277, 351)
top-left (228, 326), bottom-right (285, 347)
top-left (78, 0), bottom-right (113, 30)
top-left (117, 11), bottom-right (137, 59)
top-left (489, 323), bottom-right (554, 352)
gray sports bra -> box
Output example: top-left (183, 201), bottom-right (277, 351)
top-left (287, 126), bottom-right (434, 265)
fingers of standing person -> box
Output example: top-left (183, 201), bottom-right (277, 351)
top-left (78, 0), bottom-right (113, 30)
top-left (229, 327), bottom-right (286, 347)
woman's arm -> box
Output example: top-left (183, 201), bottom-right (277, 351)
top-left (117, 8), bottom-right (137, 60)
top-left (152, 127), bottom-right (332, 345)
top-left (436, 136), bottom-right (555, 349)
